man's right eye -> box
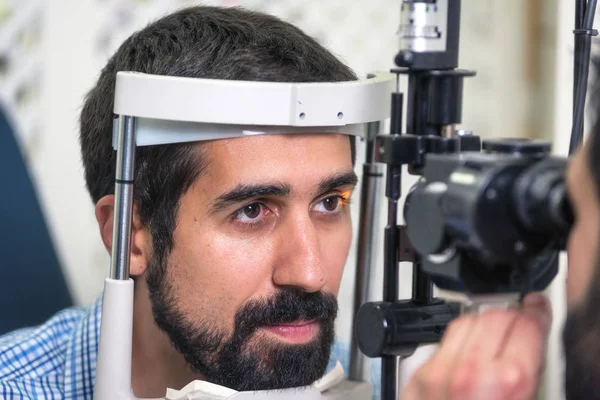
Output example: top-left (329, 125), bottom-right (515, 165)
top-left (241, 203), bottom-right (261, 219)
top-left (232, 202), bottom-right (269, 226)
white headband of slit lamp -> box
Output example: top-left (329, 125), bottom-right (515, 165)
top-left (112, 71), bottom-right (395, 148)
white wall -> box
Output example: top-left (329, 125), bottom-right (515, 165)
top-left (33, 0), bottom-right (113, 305)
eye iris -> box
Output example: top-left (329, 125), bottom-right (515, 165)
top-left (244, 204), bottom-right (261, 219)
top-left (323, 196), bottom-right (339, 211)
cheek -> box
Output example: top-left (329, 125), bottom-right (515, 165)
top-left (320, 219), bottom-right (353, 295)
top-left (566, 221), bottom-right (599, 307)
top-left (168, 226), bottom-right (277, 329)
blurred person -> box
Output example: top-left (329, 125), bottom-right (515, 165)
top-left (0, 6), bottom-right (370, 399)
top-left (401, 55), bottom-right (600, 400)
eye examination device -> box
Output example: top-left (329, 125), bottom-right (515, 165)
top-left (352, 1), bottom-right (596, 399)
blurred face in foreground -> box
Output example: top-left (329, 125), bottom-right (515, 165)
top-left (563, 138), bottom-right (600, 399)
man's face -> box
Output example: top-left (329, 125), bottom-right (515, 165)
top-left (563, 139), bottom-right (600, 399)
top-left (147, 133), bottom-right (356, 391)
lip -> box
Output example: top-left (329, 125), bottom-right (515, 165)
top-left (261, 320), bottom-right (318, 343)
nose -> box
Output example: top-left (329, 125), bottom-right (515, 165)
top-left (272, 213), bottom-right (326, 293)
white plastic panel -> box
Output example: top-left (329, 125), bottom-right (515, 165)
top-left (113, 71), bottom-right (394, 126)
top-left (112, 118), bottom-right (365, 149)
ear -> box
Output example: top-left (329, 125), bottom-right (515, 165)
top-left (95, 195), bottom-right (152, 276)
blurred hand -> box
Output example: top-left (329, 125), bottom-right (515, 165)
top-left (401, 293), bottom-right (552, 400)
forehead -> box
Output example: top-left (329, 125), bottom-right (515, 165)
top-left (567, 140), bottom-right (598, 205)
top-left (200, 133), bottom-right (353, 187)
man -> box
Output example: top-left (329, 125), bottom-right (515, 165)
top-left (401, 63), bottom-right (600, 399)
top-left (0, 6), bottom-right (366, 398)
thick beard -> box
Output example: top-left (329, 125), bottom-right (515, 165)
top-left (146, 256), bottom-right (338, 391)
top-left (563, 260), bottom-right (600, 399)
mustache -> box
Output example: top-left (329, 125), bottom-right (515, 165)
top-left (233, 289), bottom-right (338, 337)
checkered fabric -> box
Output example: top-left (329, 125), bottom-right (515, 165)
top-left (0, 296), bottom-right (101, 399)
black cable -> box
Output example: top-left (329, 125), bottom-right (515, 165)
top-left (584, 0), bottom-right (598, 30)
top-left (574, 0), bottom-right (586, 111)
top-left (577, 0), bottom-right (586, 29)
top-left (381, 165), bottom-right (401, 400)
top-left (570, 33), bottom-right (593, 154)
top-left (569, 0), bottom-right (598, 155)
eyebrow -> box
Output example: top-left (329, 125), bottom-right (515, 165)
top-left (209, 170), bottom-right (358, 214)
top-left (317, 171), bottom-right (359, 196)
top-left (209, 183), bottom-right (291, 214)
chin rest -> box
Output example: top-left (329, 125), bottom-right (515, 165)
top-left (165, 379), bottom-right (372, 400)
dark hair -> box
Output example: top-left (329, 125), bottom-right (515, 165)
top-left (79, 6), bottom-right (358, 263)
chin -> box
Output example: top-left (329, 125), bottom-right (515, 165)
top-left (563, 284), bottom-right (600, 399)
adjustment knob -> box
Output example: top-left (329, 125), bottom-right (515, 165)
top-left (355, 300), bottom-right (462, 358)
top-left (406, 182), bottom-right (447, 256)
top-left (355, 302), bottom-right (390, 358)
top-left (482, 139), bottom-right (551, 157)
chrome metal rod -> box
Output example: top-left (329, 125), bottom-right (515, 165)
top-left (110, 116), bottom-right (137, 281)
top-left (348, 120), bottom-right (382, 381)
top-left (348, 162), bottom-right (384, 381)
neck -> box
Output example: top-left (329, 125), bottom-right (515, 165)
top-left (131, 277), bottom-right (202, 398)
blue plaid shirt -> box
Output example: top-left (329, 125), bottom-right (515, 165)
top-left (0, 296), bottom-right (101, 399)
top-left (0, 295), bottom-right (381, 399)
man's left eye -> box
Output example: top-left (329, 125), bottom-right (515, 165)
top-left (314, 195), bottom-right (343, 213)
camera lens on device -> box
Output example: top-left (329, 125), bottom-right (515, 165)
top-left (513, 158), bottom-right (573, 238)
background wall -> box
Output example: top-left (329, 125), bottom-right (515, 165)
top-left (0, 0), bottom-right (581, 399)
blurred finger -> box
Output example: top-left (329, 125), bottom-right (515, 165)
top-left (449, 362), bottom-right (527, 400)
top-left (494, 293), bottom-right (552, 399)
top-left (458, 308), bottom-right (519, 362)
top-left (412, 315), bottom-right (477, 399)
top-left (401, 378), bottom-right (422, 400)
top-left (521, 292), bottom-right (553, 334)
top-left (436, 314), bottom-right (477, 360)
